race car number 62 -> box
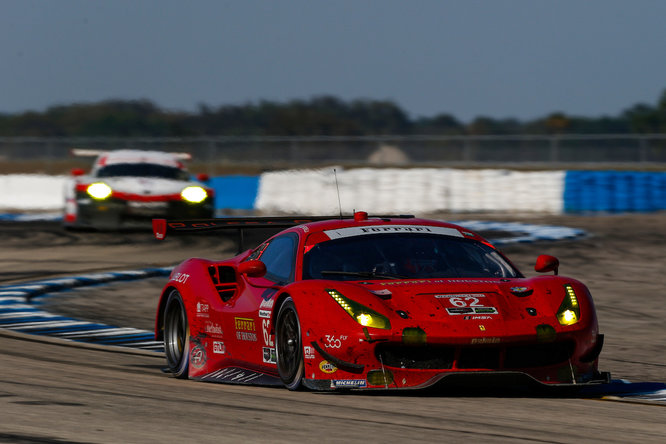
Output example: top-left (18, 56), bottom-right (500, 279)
top-left (449, 297), bottom-right (481, 307)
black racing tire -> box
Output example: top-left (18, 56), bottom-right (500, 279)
top-left (275, 297), bottom-right (304, 390)
top-left (163, 290), bottom-right (190, 379)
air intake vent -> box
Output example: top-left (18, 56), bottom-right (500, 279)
top-left (209, 265), bottom-right (238, 302)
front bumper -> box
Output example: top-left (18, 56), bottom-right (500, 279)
top-left (302, 369), bottom-right (612, 392)
top-left (71, 195), bottom-right (214, 228)
top-left (302, 333), bottom-right (606, 391)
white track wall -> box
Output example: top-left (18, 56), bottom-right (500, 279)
top-left (0, 169), bottom-right (566, 214)
top-left (0, 174), bottom-right (67, 211)
top-left (254, 168), bottom-right (565, 214)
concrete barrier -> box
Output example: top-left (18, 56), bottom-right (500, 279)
top-left (1, 169), bottom-right (664, 214)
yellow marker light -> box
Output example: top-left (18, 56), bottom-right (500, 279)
top-left (561, 309), bottom-right (577, 324)
top-left (326, 289), bottom-right (391, 329)
top-left (181, 186), bottom-right (207, 203)
top-left (356, 313), bottom-right (373, 326)
top-left (556, 284), bottom-right (581, 326)
top-left (87, 182), bottom-right (112, 200)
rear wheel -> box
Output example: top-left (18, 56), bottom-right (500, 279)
top-left (275, 297), bottom-right (304, 390)
top-left (163, 290), bottom-right (190, 378)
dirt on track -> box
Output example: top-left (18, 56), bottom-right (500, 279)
top-left (0, 213), bottom-right (665, 443)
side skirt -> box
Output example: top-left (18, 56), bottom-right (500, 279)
top-left (197, 366), bottom-right (283, 386)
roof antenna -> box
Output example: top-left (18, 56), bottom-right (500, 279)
top-left (333, 168), bottom-right (343, 219)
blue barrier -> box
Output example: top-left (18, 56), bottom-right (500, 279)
top-left (564, 171), bottom-right (666, 213)
top-left (209, 175), bottom-right (259, 210)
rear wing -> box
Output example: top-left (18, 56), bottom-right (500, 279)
top-left (152, 214), bottom-right (415, 240)
top-left (70, 149), bottom-right (107, 157)
top-left (153, 214), bottom-right (415, 252)
top-left (70, 148), bottom-right (192, 160)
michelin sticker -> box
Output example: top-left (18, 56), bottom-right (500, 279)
top-left (331, 379), bottom-right (367, 389)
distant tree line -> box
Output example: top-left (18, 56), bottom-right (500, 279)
top-left (0, 90), bottom-right (665, 137)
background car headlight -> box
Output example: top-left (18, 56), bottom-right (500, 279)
top-left (87, 182), bottom-right (112, 200)
top-left (326, 289), bottom-right (391, 329)
top-left (181, 186), bottom-right (207, 203)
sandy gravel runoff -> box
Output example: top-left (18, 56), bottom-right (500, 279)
top-left (0, 213), bottom-right (665, 443)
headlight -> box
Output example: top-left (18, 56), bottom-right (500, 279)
top-left (326, 289), bottom-right (391, 329)
top-left (556, 284), bottom-right (580, 326)
top-left (181, 186), bottom-right (207, 203)
top-left (87, 182), bottom-right (112, 200)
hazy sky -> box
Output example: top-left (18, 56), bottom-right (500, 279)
top-left (2, 0), bottom-right (665, 122)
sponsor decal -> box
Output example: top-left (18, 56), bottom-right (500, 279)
top-left (324, 335), bottom-right (348, 349)
top-left (474, 307), bottom-right (498, 314)
top-left (437, 294), bottom-right (498, 315)
top-left (331, 379), bottom-right (367, 389)
top-left (213, 341), bottom-right (226, 354)
top-left (230, 317), bottom-right (260, 343)
top-left (235, 317), bottom-right (256, 332)
top-left (304, 346), bottom-right (316, 360)
top-left (324, 225), bottom-right (463, 240)
top-left (259, 298), bottom-right (275, 310)
top-left (205, 322), bottom-right (224, 337)
top-left (262, 319), bottom-right (274, 347)
top-left (446, 307), bottom-right (474, 314)
top-left (511, 286), bottom-right (531, 293)
top-left (258, 310), bottom-right (271, 319)
top-left (196, 302), bottom-right (210, 318)
top-left (172, 272), bottom-right (190, 284)
top-left (447, 307), bottom-right (498, 315)
top-left (319, 360), bottom-right (337, 374)
top-left (263, 347), bottom-right (277, 364)
top-left (471, 337), bottom-right (500, 344)
top-left (463, 315), bottom-right (494, 320)
top-left (236, 331), bottom-right (258, 342)
top-left (436, 293), bottom-right (486, 299)
top-left (191, 344), bottom-right (207, 368)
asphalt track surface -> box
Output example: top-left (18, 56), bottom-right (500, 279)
top-left (0, 214), bottom-right (665, 443)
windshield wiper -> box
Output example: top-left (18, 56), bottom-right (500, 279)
top-left (320, 270), bottom-right (407, 280)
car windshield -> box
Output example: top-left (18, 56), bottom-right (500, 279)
top-left (302, 233), bottom-right (520, 281)
top-left (96, 163), bottom-right (190, 180)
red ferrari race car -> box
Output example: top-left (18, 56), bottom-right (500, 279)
top-left (64, 149), bottom-right (214, 229)
top-left (153, 212), bottom-right (609, 391)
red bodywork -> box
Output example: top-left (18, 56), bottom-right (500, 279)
top-left (154, 213), bottom-right (607, 390)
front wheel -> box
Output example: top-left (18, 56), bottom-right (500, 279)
top-left (163, 290), bottom-right (190, 378)
top-left (275, 297), bottom-right (304, 390)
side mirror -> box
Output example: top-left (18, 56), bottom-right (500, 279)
top-left (71, 168), bottom-right (85, 176)
top-left (535, 254), bottom-right (559, 275)
top-left (197, 173), bottom-right (210, 182)
top-left (237, 260), bottom-right (266, 278)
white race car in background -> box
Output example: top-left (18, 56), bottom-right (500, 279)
top-left (64, 149), bottom-right (214, 229)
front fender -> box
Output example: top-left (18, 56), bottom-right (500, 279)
top-left (274, 281), bottom-right (391, 378)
